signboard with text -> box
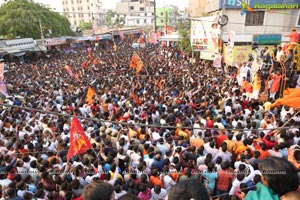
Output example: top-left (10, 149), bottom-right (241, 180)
top-left (221, 0), bottom-right (300, 9)
top-left (253, 34), bottom-right (282, 44)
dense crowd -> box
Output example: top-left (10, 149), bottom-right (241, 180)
top-left (0, 34), bottom-right (300, 200)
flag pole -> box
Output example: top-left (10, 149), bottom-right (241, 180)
top-left (273, 109), bottom-right (300, 136)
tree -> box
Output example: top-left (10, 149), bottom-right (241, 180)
top-left (0, 0), bottom-right (73, 39)
top-left (105, 10), bottom-right (116, 27)
top-left (114, 15), bottom-right (125, 28)
top-left (79, 21), bottom-right (92, 31)
top-left (178, 21), bottom-right (192, 54)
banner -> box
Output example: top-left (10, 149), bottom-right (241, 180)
top-left (213, 53), bottom-right (222, 68)
top-left (190, 16), bottom-right (221, 53)
top-left (0, 62), bottom-right (4, 81)
top-left (226, 31), bottom-right (235, 52)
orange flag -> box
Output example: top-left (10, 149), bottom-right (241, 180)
top-left (130, 52), bottom-right (143, 74)
top-left (130, 55), bottom-right (137, 68)
top-left (65, 65), bottom-right (81, 83)
top-left (270, 88), bottom-right (300, 109)
top-left (67, 118), bottom-right (92, 161)
top-left (93, 59), bottom-right (99, 65)
top-left (88, 49), bottom-right (93, 61)
top-left (86, 86), bottom-right (96, 106)
top-left (131, 93), bottom-right (142, 106)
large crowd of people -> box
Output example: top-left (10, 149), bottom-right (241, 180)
top-left (0, 34), bottom-right (300, 200)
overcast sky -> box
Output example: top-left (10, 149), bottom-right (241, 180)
top-left (0, 0), bottom-right (189, 12)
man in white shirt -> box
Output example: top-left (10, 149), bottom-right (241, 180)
top-left (150, 186), bottom-right (167, 200)
top-left (276, 46), bottom-right (284, 62)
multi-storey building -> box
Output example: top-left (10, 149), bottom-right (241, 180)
top-left (187, 0), bottom-right (206, 17)
top-left (156, 6), bottom-right (178, 28)
top-left (62, 0), bottom-right (104, 30)
top-left (189, 0), bottom-right (300, 62)
top-left (115, 0), bottom-right (155, 27)
top-left (190, 0), bottom-right (300, 38)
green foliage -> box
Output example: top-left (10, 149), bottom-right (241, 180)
top-left (114, 16), bottom-right (125, 27)
top-left (178, 21), bottom-right (192, 54)
top-left (105, 10), bottom-right (116, 27)
top-left (79, 21), bottom-right (92, 31)
top-left (0, 0), bottom-right (73, 39)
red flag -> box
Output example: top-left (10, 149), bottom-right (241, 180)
top-left (81, 61), bottom-right (88, 69)
top-left (67, 118), bottom-right (92, 161)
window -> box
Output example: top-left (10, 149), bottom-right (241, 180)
top-left (137, 19), bottom-right (140, 24)
top-left (161, 19), bottom-right (164, 23)
top-left (160, 12), bottom-right (163, 16)
top-left (140, 7), bottom-right (144, 11)
top-left (144, 19), bottom-right (146, 23)
top-left (245, 11), bottom-right (264, 26)
top-left (130, 6), bottom-right (134, 10)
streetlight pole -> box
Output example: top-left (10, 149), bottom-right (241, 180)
top-left (154, 0), bottom-right (157, 32)
top-left (39, 19), bottom-right (45, 46)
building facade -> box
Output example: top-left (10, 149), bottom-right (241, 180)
top-left (115, 0), bottom-right (154, 27)
top-left (156, 6), bottom-right (178, 28)
top-left (62, 0), bottom-right (104, 30)
top-left (188, 0), bottom-right (206, 17)
top-left (196, 0), bottom-right (300, 41)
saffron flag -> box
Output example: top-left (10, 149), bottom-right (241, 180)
top-left (86, 86), bottom-right (96, 106)
top-left (131, 93), bottom-right (142, 106)
top-left (93, 59), bottom-right (99, 65)
top-left (67, 118), bottom-right (92, 161)
top-left (270, 88), bottom-right (300, 109)
top-left (65, 65), bottom-right (81, 82)
top-left (88, 49), bottom-right (93, 61)
top-left (130, 52), bottom-right (144, 74)
top-left (130, 54), bottom-right (137, 68)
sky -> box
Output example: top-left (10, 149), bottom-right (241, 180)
top-left (0, 0), bottom-right (190, 12)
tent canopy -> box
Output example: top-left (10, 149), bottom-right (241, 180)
top-left (159, 32), bottom-right (183, 42)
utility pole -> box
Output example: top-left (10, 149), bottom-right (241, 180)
top-left (220, 0), bottom-right (226, 53)
top-left (154, 0), bottom-right (157, 32)
top-left (39, 19), bottom-right (45, 46)
top-left (165, 10), bottom-right (168, 33)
